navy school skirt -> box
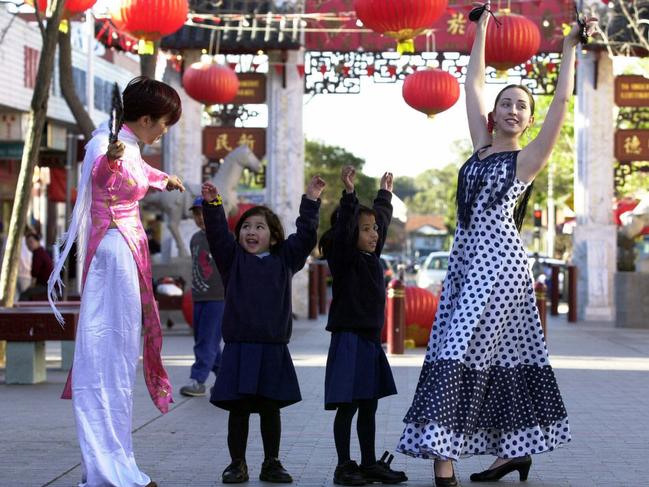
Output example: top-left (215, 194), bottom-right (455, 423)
top-left (324, 331), bottom-right (397, 410)
top-left (210, 342), bottom-right (302, 412)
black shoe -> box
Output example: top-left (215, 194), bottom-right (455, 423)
top-left (222, 459), bottom-right (249, 484)
top-left (470, 455), bottom-right (531, 482)
top-left (435, 473), bottom-right (460, 487)
top-left (259, 458), bottom-right (293, 483)
top-left (435, 461), bottom-right (460, 487)
top-left (360, 452), bottom-right (408, 484)
top-left (334, 460), bottom-right (367, 486)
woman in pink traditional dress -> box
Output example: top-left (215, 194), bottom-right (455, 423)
top-left (48, 77), bottom-right (185, 487)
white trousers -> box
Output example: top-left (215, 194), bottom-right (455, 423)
top-left (72, 229), bottom-right (150, 487)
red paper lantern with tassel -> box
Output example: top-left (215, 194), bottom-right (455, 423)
top-left (110, 0), bottom-right (188, 42)
top-left (182, 61), bottom-right (240, 106)
top-left (402, 68), bottom-right (460, 118)
top-left (354, 0), bottom-right (448, 53)
top-left (33, 0), bottom-right (96, 19)
top-left (467, 12), bottom-right (541, 71)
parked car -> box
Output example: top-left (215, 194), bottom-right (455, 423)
top-left (416, 251), bottom-right (450, 295)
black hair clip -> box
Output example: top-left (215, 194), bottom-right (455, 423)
top-left (469, 3), bottom-right (502, 27)
top-left (575, 5), bottom-right (589, 45)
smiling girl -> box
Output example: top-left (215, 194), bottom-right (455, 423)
top-left (201, 175), bottom-right (325, 484)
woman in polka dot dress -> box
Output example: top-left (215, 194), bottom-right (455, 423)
top-left (396, 4), bottom-right (598, 487)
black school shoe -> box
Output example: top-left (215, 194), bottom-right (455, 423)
top-left (334, 460), bottom-right (367, 486)
top-left (222, 459), bottom-right (249, 483)
top-left (359, 452), bottom-right (408, 484)
top-left (259, 457), bottom-right (293, 483)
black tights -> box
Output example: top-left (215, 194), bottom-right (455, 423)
top-left (228, 407), bottom-right (281, 462)
top-left (333, 399), bottom-right (378, 467)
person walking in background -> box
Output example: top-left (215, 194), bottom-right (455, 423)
top-left (319, 166), bottom-right (406, 486)
top-left (48, 76), bottom-right (185, 487)
top-left (19, 232), bottom-right (53, 301)
top-left (180, 196), bottom-right (226, 397)
top-left (201, 175), bottom-right (324, 484)
top-left (396, 3), bottom-right (596, 486)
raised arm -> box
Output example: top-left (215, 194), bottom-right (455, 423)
top-left (282, 176), bottom-right (325, 273)
top-left (465, 2), bottom-right (492, 150)
top-left (517, 20), bottom-right (597, 182)
top-left (373, 172), bottom-right (393, 257)
top-left (201, 182), bottom-right (237, 283)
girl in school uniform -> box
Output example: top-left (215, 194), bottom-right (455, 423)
top-left (319, 166), bottom-right (407, 486)
top-left (200, 175), bottom-right (325, 484)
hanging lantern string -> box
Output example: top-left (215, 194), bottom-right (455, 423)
top-left (208, 29), bottom-right (215, 58)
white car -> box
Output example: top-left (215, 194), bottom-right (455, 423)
top-left (416, 251), bottom-right (450, 295)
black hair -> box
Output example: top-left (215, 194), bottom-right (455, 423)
top-left (319, 204), bottom-right (376, 259)
top-left (235, 206), bottom-right (285, 253)
top-left (122, 76), bottom-right (182, 126)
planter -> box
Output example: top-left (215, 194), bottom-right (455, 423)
top-left (615, 272), bottom-right (649, 328)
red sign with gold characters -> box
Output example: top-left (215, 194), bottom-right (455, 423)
top-left (305, 0), bottom-right (570, 53)
top-left (231, 73), bottom-right (266, 105)
top-left (615, 75), bottom-right (649, 107)
top-left (615, 130), bottom-right (649, 162)
top-left (202, 127), bottom-right (266, 161)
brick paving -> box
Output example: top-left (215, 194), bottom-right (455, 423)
top-left (2, 313), bottom-right (649, 487)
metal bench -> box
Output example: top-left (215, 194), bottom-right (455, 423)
top-left (0, 304), bottom-right (79, 384)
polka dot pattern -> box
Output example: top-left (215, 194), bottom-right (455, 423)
top-left (397, 151), bottom-right (570, 460)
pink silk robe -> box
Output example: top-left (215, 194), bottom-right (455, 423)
top-left (62, 125), bottom-right (173, 413)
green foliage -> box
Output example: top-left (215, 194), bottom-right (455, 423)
top-left (304, 139), bottom-right (378, 241)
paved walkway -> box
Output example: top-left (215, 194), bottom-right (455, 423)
top-left (2, 312), bottom-right (649, 487)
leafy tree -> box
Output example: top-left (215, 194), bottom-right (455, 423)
top-left (304, 139), bottom-right (378, 243)
top-left (0, 1), bottom-right (66, 307)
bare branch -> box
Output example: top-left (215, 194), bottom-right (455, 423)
top-left (618, 0), bottom-right (649, 53)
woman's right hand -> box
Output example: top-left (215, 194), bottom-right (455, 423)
top-left (106, 140), bottom-right (125, 162)
top-left (201, 182), bottom-right (219, 202)
top-left (341, 165), bottom-right (356, 193)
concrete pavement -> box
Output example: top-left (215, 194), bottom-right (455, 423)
top-left (2, 313), bottom-right (649, 487)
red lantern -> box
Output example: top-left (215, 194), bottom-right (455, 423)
top-left (404, 286), bottom-right (438, 347)
top-left (467, 12), bottom-right (541, 71)
top-left (354, 0), bottom-right (448, 53)
top-left (33, 0), bottom-right (96, 18)
top-left (182, 61), bottom-right (240, 106)
top-left (402, 68), bottom-right (460, 118)
top-left (110, 0), bottom-right (188, 41)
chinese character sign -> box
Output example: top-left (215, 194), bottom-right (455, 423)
top-left (615, 130), bottom-right (649, 162)
top-left (202, 127), bottom-right (266, 161)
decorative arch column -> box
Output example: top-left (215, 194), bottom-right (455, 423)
top-left (266, 48), bottom-right (309, 318)
top-left (573, 50), bottom-right (616, 321)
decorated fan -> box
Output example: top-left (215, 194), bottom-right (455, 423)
top-left (108, 82), bottom-right (123, 144)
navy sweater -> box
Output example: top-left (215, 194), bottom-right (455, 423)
top-left (203, 196), bottom-right (320, 344)
top-left (325, 190), bottom-right (393, 342)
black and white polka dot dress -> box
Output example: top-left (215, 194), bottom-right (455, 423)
top-left (397, 150), bottom-right (570, 460)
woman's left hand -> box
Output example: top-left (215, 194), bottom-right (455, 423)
top-left (167, 175), bottom-right (185, 192)
top-left (564, 18), bottom-right (598, 48)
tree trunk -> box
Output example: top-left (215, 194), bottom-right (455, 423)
top-left (58, 28), bottom-right (95, 140)
top-left (0, 0), bottom-right (66, 308)
top-left (139, 41), bottom-right (159, 79)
